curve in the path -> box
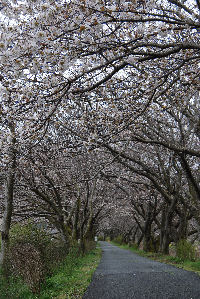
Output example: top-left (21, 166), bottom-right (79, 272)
top-left (83, 241), bottom-right (200, 299)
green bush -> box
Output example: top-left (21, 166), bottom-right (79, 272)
top-left (10, 222), bottom-right (67, 267)
top-left (176, 239), bottom-right (196, 261)
top-left (8, 222), bottom-right (67, 293)
top-left (98, 236), bottom-right (105, 241)
top-left (10, 222), bottom-right (51, 252)
top-left (113, 235), bottom-right (123, 245)
top-left (8, 223), bottom-right (50, 293)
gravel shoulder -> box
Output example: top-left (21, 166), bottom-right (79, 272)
top-left (83, 241), bottom-right (200, 299)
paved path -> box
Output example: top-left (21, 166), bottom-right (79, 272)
top-left (83, 241), bottom-right (200, 299)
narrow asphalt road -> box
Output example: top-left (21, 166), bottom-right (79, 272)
top-left (83, 241), bottom-right (200, 299)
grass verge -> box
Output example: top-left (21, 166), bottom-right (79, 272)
top-left (0, 246), bottom-right (101, 299)
top-left (38, 246), bottom-right (101, 299)
top-left (0, 269), bottom-right (31, 299)
top-left (111, 242), bottom-right (200, 275)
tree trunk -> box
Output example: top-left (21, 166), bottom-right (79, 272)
top-left (160, 198), bottom-right (177, 254)
top-left (137, 233), bottom-right (144, 248)
top-left (143, 204), bottom-right (153, 252)
top-left (161, 231), bottom-right (170, 254)
top-left (143, 228), bottom-right (152, 252)
top-left (0, 122), bottom-right (16, 275)
top-left (72, 197), bottom-right (80, 241)
top-left (59, 215), bottom-right (71, 248)
top-left (176, 210), bottom-right (188, 243)
top-left (132, 226), bottom-right (138, 244)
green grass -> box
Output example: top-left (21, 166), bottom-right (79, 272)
top-left (0, 246), bottom-right (101, 299)
top-left (0, 269), bottom-right (31, 299)
top-left (37, 247), bottom-right (101, 299)
top-left (111, 242), bottom-right (200, 275)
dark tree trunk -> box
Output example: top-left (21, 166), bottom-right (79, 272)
top-left (137, 233), bottom-right (144, 248)
top-left (143, 204), bottom-right (153, 252)
top-left (160, 198), bottom-right (177, 254)
top-left (0, 122), bottom-right (16, 275)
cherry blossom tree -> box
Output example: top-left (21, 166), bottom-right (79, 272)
top-left (0, 0), bottom-right (200, 268)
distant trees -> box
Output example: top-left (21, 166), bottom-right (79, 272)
top-left (99, 94), bottom-right (199, 253)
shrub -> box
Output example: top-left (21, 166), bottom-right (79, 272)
top-left (113, 235), bottom-right (123, 245)
top-left (8, 222), bottom-right (50, 292)
top-left (176, 239), bottom-right (196, 262)
top-left (10, 242), bottom-right (43, 293)
top-left (10, 222), bottom-right (51, 251)
top-left (8, 222), bottom-right (67, 293)
top-left (84, 240), bottom-right (96, 252)
top-left (98, 236), bottom-right (105, 241)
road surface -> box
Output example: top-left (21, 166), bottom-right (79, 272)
top-left (83, 241), bottom-right (200, 299)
